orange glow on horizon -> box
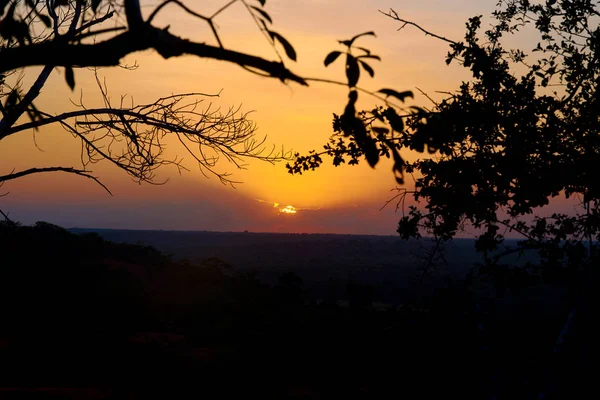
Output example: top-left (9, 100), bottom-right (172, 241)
top-left (1, 1), bottom-right (531, 235)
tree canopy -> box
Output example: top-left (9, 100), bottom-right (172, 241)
top-left (288, 6), bottom-right (600, 389)
top-left (290, 0), bottom-right (600, 276)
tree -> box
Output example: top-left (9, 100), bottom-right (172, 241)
top-left (1, 0), bottom-right (407, 202)
top-left (292, 0), bottom-right (600, 277)
top-left (0, 0), bottom-right (327, 195)
top-left (1, 1), bottom-right (409, 199)
top-left (290, 1), bottom-right (600, 395)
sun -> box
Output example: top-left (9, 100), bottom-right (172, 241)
top-left (279, 205), bottom-right (297, 215)
top-left (256, 199), bottom-right (299, 215)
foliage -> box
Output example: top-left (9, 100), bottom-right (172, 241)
top-left (290, 0), bottom-right (600, 278)
top-left (287, 32), bottom-right (416, 183)
top-left (1, 0), bottom-right (412, 192)
top-left (0, 0), bottom-right (306, 189)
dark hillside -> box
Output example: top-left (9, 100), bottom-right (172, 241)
top-left (0, 222), bottom-right (576, 399)
top-left (69, 228), bottom-right (541, 304)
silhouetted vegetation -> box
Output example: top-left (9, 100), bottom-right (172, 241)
top-left (0, 222), bottom-right (587, 399)
top-left (0, 0), bottom-right (406, 189)
top-left (288, 1), bottom-right (600, 397)
top-left (2, 1), bottom-right (599, 398)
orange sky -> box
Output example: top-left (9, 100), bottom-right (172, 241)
top-left (2, 0), bottom-right (574, 235)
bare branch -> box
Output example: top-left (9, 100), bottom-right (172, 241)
top-left (76, 26), bottom-right (127, 40)
top-left (304, 77), bottom-right (405, 109)
top-left (0, 167), bottom-right (113, 195)
top-left (0, 209), bottom-right (13, 223)
top-left (211, 0), bottom-right (239, 19)
top-left (380, 9), bottom-right (458, 45)
top-left (5, 80), bottom-right (290, 186)
top-left (72, 10), bottom-right (117, 37)
top-left (0, 65), bottom-right (54, 137)
top-left (147, 0), bottom-right (210, 24)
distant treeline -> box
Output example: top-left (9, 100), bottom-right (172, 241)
top-left (0, 221), bottom-right (582, 399)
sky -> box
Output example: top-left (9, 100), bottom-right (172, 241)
top-left (1, 0), bottom-right (572, 235)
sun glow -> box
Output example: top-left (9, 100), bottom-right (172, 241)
top-left (279, 205), bottom-right (297, 215)
top-left (256, 199), bottom-right (299, 215)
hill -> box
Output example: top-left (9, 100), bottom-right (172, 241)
top-left (0, 222), bottom-right (576, 399)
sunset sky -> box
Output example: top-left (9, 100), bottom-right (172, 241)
top-left (1, 0), bottom-right (573, 235)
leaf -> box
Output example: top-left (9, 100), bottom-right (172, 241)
top-left (364, 137), bottom-right (379, 168)
top-left (26, 109), bottom-right (38, 130)
top-left (26, 102), bottom-right (42, 131)
top-left (5, 1), bottom-right (15, 18)
top-left (0, 0), bottom-right (10, 17)
top-left (359, 54), bottom-right (381, 61)
top-left (257, 0), bottom-right (266, 6)
top-left (28, 101), bottom-right (42, 122)
top-left (92, 0), bottom-right (102, 12)
top-left (378, 89), bottom-right (414, 103)
top-left (409, 106), bottom-right (426, 114)
top-left (384, 108), bottom-right (404, 133)
top-left (391, 149), bottom-right (405, 184)
top-left (372, 126), bottom-right (389, 135)
top-left (5, 90), bottom-right (19, 109)
top-left (356, 46), bottom-right (371, 55)
top-left (65, 66), bottom-right (75, 90)
top-left (259, 18), bottom-right (269, 32)
top-left (346, 54), bottom-right (360, 88)
top-left (358, 60), bottom-right (374, 77)
top-left (39, 14), bottom-right (51, 28)
top-left (389, 117), bottom-right (404, 133)
top-left (251, 6), bottom-right (272, 24)
top-left (348, 31), bottom-right (376, 47)
top-left (271, 31), bottom-right (296, 61)
top-left (266, 29), bottom-right (275, 41)
top-left (324, 51), bottom-right (342, 67)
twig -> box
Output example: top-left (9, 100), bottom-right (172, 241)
top-left (211, 0), bottom-right (238, 19)
top-left (147, 0), bottom-right (209, 24)
top-left (0, 167), bottom-right (112, 195)
top-left (379, 9), bottom-right (458, 45)
top-left (72, 10), bottom-right (117, 37)
top-left (416, 86), bottom-right (438, 107)
top-left (0, 209), bottom-right (13, 223)
top-left (304, 77), bottom-right (406, 109)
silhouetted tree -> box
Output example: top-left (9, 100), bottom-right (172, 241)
top-left (0, 1), bottom-right (300, 189)
top-left (0, 0), bottom-right (406, 194)
top-left (293, 0), bottom-right (600, 282)
top-left (290, 1), bottom-right (600, 396)
top-left (294, 1), bottom-right (598, 243)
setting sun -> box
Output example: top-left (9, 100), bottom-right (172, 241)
top-left (279, 205), bottom-right (297, 215)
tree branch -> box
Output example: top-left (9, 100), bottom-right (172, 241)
top-left (0, 167), bottom-right (112, 195)
top-left (0, 209), bottom-right (13, 223)
top-left (4, 83), bottom-right (288, 186)
top-left (0, 27), bottom-right (307, 86)
top-left (304, 77), bottom-right (405, 109)
top-left (147, 0), bottom-right (210, 24)
top-left (380, 9), bottom-right (458, 45)
top-left (72, 10), bottom-right (118, 37)
top-left (0, 65), bottom-right (54, 137)
top-left (124, 0), bottom-right (144, 30)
